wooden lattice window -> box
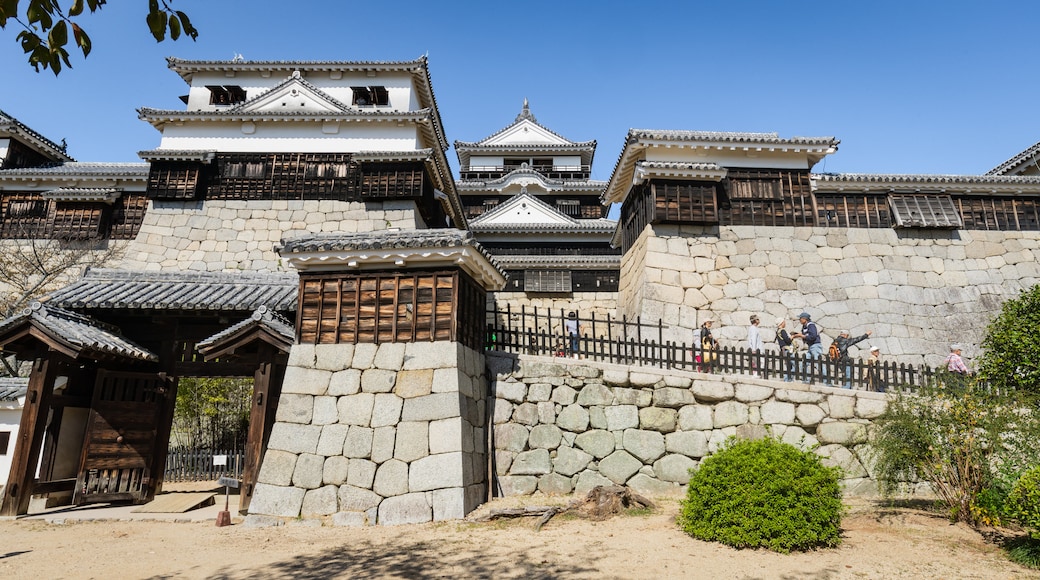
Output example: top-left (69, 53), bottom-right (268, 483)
top-left (524, 270), bottom-right (571, 293)
top-left (147, 162), bottom-right (202, 200)
top-left (556, 199), bottom-right (580, 216)
top-left (815, 195), bottom-right (892, 228)
top-left (109, 194), bottom-right (149, 239)
top-left (1, 193), bottom-right (51, 237)
top-left (52, 202), bottom-right (105, 239)
top-left (297, 270), bottom-right (481, 346)
top-left (654, 181), bottom-right (718, 224)
top-left (726, 171), bottom-right (784, 200)
top-left (889, 194), bottom-right (962, 228)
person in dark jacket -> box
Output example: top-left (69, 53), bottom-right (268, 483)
top-left (791, 312), bottom-right (822, 384)
top-left (833, 330), bottom-right (872, 388)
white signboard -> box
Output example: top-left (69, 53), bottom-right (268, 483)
top-left (213, 454), bottom-right (228, 466)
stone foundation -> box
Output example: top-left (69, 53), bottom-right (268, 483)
top-left (247, 341), bottom-right (486, 526)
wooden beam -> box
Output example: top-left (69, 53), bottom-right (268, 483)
top-left (0, 355), bottom-right (59, 516)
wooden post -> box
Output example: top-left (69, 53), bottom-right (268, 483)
top-left (1, 356), bottom-right (59, 516)
top-left (239, 344), bottom-right (285, 514)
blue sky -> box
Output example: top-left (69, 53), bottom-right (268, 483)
top-left (2, 1), bottom-right (1038, 182)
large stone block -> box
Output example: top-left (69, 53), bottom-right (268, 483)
top-left (639, 407), bottom-right (677, 432)
top-left (826, 395), bottom-right (856, 419)
top-left (528, 424), bottom-right (563, 449)
top-left (347, 459), bottom-right (377, 489)
top-left (498, 475), bottom-right (538, 496)
top-left (678, 405), bottom-right (714, 431)
top-left (351, 343), bottom-right (378, 370)
top-left (556, 404), bottom-right (590, 432)
top-left (574, 470), bottom-right (614, 494)
top-left (361, 369), bottom-right (397, 393)
top-left (395, 369), bottom-right (434, 398)
top-left (494, 423), bottom-right (529, 452)
top-left (855, 396), bottom-right (888, 419)
top-left (328, 369), bottom-right (362, 396)
top-left (552, 385), bottom-right (578, 405)
top-left (373, 459), bottom-right (409, 497)
top-left (430, 418), bottom-right (463, 454)
top-left (796, 404), bottom-right (827, 427)
top-left (653, 387), bottom-right (695, 408)
top-left (312, 396), bottom-right (339, 426)
top-left (780, 425), bottom-right (819, 450)
top-left (378, 492), bottom-right (433, 525)
top-left (313, 344), bottom-right (354, 371)
top-left (338, 484), bottom-right (382, 512)
top-left (598, 450), bottom-right (642, 484)
top-left (574, 429), bottom-right (615, 458)
top-left (653, 454), bottom-right (698, 483)
top-left (432, 367), bottom-right (462, 395)
top-left (373, 342), bottom-right (406, 371)
top-left (613, 387), bottom-right (652, 407)
top-left (401, 392), bottom-right (461, 422)
top-left (292, 453), bottom-right (325, 489)
top-left (249, 483), bottom-right (306, 518)
top-left (816, 444), bottom-right (869, 479)
top-left (343, 426), bottom-right (374, 458)
top-left (432, 487), bottom-right (468, 521)
top-left (323, 456), bottom-right (350, 486)
top-left (665, 430), bottom-right (709, 458)
top-left (337, 393), bottom-right (375, 426)
top-left (371, 426), bottom-right (397, 464)
top-left (257, 449), bottom-right (298, 486)
top-left (280, 367), bottom-right (333, 396)
top-left (553, 446), bottom-right (594, 477)
top-left (759, 401), bottom-right (796, 425)
top-left (403, 341), bottom-right (459, 370)
top-left (410, 452), bottom-right (465, 491)
top-left (734, 384), bottom-right (774, 403)
top-left (576, 384), bottom-right (613, 406)
top-left (370, 393), bottom-right (404, 428)
top-left (713, 401), bottom-right (749, 428)
top-left (275, 393), bottom-right (314, 424)
top-left (817, 421), bottom-right (868, 445)
top-left (623, 429), bottom-right (666, 463)
top-left (512, 402), bottom-right (539, 426)
top-left (510, 449), bottom-right (551, 475)
top-left (538, 473), bottom-right (574, 495)
top-left (302, 485), bottom-right (340, 516)
top-left (495, 379), bottom-right (528, 403)
top-left (693, 381), bottom-right (734, 402)
top-left (394, 421), bottom-right (429, 462)
top-left (267, 423), bottom-right (321, 455)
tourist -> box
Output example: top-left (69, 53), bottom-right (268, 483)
top-left (699, 319), bottom-right (719, 372)
top-left (832, 329), bottom-right (873, 388)
top-left (564, 311), bottom-right (583, 359)
top-left (747, 314), bottom-right (763, 376)
top-left (945, 344), bottom-right (968, 375)
top-left (774, 318), bottom-right (795, 382)
top-left (866, 346), bottom-right (884, 392)
top-left (791, 312), bottom-right (822, 383)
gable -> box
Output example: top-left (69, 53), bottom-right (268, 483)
top-left (232, 74), bottom-right (347, 115)
top-left (481, 119), bottom-right (572, 147)
top-left (471, 193), bottom-right (576, 226)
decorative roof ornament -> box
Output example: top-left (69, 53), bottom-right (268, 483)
top-left (515, 98), bottom-right (537, 123)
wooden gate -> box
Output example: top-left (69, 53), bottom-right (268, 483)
top-left (73, 370), bottom-right (170, 505)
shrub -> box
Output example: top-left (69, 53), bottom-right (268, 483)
top-left (677, 437), bottom-right (844, 553)
top-left (1009, 467), bottom-right (1040, 539)
top-left (871, 379), bottom-right (1040, 527)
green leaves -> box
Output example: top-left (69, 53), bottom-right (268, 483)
top-left (1, 0), bottom-right (197, 75)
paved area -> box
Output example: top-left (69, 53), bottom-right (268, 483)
top-left (11, 489), bottom-right (242, 524)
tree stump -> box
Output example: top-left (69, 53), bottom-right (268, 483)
top-left (472, 485), bottom-right (654, 530)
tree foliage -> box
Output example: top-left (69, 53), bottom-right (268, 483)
top-left (172, 377), bottom-right (251, 450)
top-left (871, 376), bottom-right (1040, 527)
top-left (977, 283), bottom-right (1040, 400)
top-left (0, 0), bottom-right (196, 75)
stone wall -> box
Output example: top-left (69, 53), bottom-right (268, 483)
top-left (247, 341), bottom-right (487, 526)
top-left (489, 352), bottom-right (890, 498)
top-left (118, 199), bottom-right (425, 272)
top-left (488, 291), bottom-right (618, 321)
top-left (619, 224), bottom-right (1040, 367)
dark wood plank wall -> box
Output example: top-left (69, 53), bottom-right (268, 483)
top-left (297, 269), bottom-right (485, 350)
top-left (0, 192), bottom-right (148, 240)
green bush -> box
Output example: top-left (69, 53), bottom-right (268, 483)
top-left (677, 437), bottom-right (844, 553)
top-left (1009, 467), bottom-right (1040, 538)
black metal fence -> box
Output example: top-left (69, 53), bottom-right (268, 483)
top-left (486, 306), bottom-right (944, 392)
top-left (164, 447), bottom-right (243, 482)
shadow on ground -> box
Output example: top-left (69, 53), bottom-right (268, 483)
top-left (144, 536), bottom-right (598, 579)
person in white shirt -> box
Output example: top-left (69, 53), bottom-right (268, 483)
top-left (747, 315), bottom-right (763, 375)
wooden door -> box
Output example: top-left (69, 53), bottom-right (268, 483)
top-left (73, 370), bottom-right (170, 505)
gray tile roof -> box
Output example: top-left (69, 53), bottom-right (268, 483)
top-left (46, 269), bottom-right (299, 312)
top-left (196, 306), bottom-right (295, 353)
top-left (0, 162), bottom-right (149, 178)
top-left (41, 187), bottom-right (121, 203)
top-left (455, 166), bottom-right (607, 192)
top-left (469, 219), bottom-right (617, 234)
top-left (0, 302), bottom-right (157, 362)
top-left (626, 130), bottom-right (839, 147)
top-left (812, 173), bottom-right (1040, 193)
top-left (455, 101), bottom-right (596, 150)
top-left (0, 108), bottom-right (74, 163)
top-left (279, 228), bottom-right (498, 264)
top-left (137, 149), bottom-right (216, 163)
top-left (0, 377), bottom-right (28, 402)
top-left (987, 141), bottom-right (1040, 176)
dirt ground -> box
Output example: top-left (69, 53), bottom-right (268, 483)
top-left (1, 486), bottom-right (1036, 580)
